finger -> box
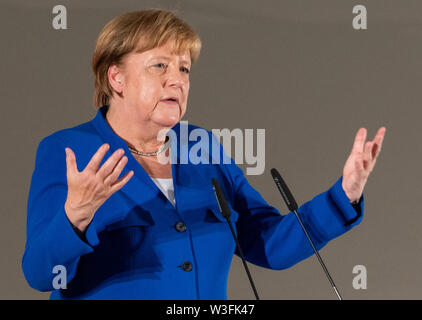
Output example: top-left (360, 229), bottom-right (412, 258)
top-left (363, 141), bottom-right (373, 171)
top-left (371, 142), bottom-right (379, 160)
top-left (351, 128), bottom-right (367, 154)
top-left (85, 143), bottom-right (110, 173)
top-left (110, 170), bottom-right (134, 193)
top-left (96, 148), bottom-right (125, 180)
top-left (103, 155), bottom-right (128, 186)
top-left (65, 148), bottom-right (79, 176)
top-left (371, 127), bottom-right (386, 159)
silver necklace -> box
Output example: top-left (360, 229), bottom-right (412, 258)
top-left (128, 136), bottom-right (171, 157)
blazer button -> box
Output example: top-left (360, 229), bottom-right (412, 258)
top-left (181, 261), bottom-right (193, 272)
top-left (175, 222), bottom-right (187, 233)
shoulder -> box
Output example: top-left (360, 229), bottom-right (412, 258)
top-left (171, 121), bottom-right (220, 144)
top-left (38, 117), bottom-right (98, 149)
top-left (172, 121), bottom-right (213, 135)
top-left (171, 121), bottom-right (236, 171)
top-left (33, 116), bottom-right (101, 172)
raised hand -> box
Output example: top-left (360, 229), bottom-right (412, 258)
top-left (341, 127), bottom-right (386, 203)
top-left (64, 143), bottom-right (134, 233)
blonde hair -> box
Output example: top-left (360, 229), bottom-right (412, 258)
top-left (91, 9), bottom-right (202, 109)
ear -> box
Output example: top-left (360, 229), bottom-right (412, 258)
top-left (107, 64), bottom-right (125, 95)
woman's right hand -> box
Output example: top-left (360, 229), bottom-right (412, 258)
top-left (64, 143), bottom-right (134, 233)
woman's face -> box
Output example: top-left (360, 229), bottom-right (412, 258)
top-left (117, 41), bottom-right (191, 128)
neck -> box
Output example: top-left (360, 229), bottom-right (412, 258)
top-left (106, 102), bottom-right (169, 153)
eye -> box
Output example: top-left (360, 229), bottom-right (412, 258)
top-left (155, 63), bottom-right (167, 69)
top-left (180, 66), bottom-right (190, 74)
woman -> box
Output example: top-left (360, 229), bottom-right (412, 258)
top-left (22, 9), bottom-right (385, 299)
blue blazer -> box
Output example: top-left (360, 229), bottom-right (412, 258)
top-left (22, 106), bottom-right (364, 300)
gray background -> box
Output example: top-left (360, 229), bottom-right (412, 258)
top-left (1, 0), bottom-right (420, 299)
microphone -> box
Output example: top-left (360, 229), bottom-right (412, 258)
top-left (270, 168), bottom-right (343, 300)
top-left (211, 178), bottom-right (260, 300)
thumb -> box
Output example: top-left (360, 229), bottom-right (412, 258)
top-left (65, 147), bottom-right (78, 176)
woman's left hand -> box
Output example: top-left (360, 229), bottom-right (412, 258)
top-left (342, 127), bottom-right (386, 203)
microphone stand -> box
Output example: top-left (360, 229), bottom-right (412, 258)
top-left (211, 178), bottom-right (260, 300)
top-left (270, 168), bottom-right (343, 300)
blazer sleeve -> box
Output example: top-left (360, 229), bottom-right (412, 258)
top-left (22, 134), bottom-right (95, 292)
top-left (222, 150), bottom-right (364, 270)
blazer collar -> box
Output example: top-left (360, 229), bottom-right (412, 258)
top-left (85, 106), bottom-right (233, 246)
top-left (92, 105), bottom-right (182, 160)
top-left (91, 105), bottom-right (180, 209)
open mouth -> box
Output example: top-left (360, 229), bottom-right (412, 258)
top-left (161, 97), bottom-right (179, 104)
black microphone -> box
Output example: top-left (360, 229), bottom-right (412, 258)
top-left (270, 168), bottom-right (343, 300)
top-left (211, 178), bottom-right (260, 300)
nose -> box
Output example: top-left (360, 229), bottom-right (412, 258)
top-left (164, 64), bottom-right (187, 89)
